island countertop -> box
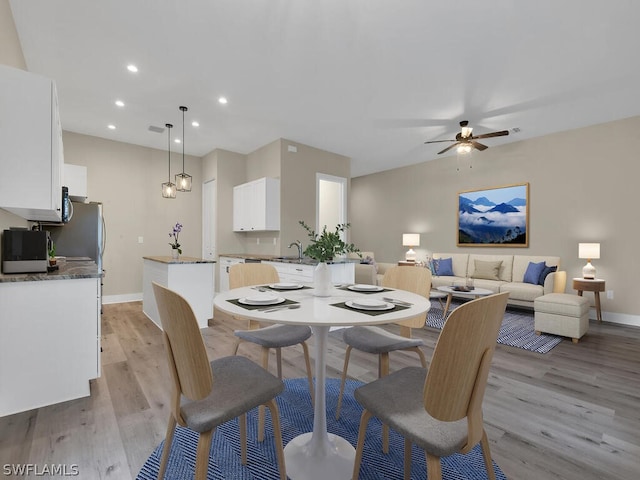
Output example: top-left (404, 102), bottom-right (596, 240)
top-left (143, 256), bottom-right (216, 265)
top-left (0, 260), bottom-right (101, 283)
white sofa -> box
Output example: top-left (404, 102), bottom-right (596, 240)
top-left (351, 252), bottom-right (395, 286)
top-left (431, 253), bottom-right (567, 308)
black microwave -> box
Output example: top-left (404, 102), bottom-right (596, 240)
top-left (1, 229), bottom-right (49, 273)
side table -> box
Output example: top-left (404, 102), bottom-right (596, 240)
top-left (572, 278), bottom-right (605, 322)
top-left (397, 260), bottom-right (417, 267)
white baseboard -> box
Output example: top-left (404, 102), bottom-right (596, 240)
top-left (103, 293), bottom-right (142, 304)
top-left (598, 309), bottom-right (640, 327)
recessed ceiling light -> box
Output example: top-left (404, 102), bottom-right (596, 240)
top-left (127, 64), bottom-right (138, 73)
top-left (191, 121), bottom-right (200, 127)
top-left (115, 100), bottom-right (125, 107)
top-left (218, 96), bottom-right (228, 105)
top-left (174, 138), bottom-right (181, 144)
top-left (107, 124), bottom-right (116, 130)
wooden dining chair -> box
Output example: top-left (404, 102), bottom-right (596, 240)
top-left (229, 263), bottom-right (314, 437)
top-left (152, 282), bottom-right (287, 480)
top-left (336, 265), bottom-right (431, 452)
top-left (351, 291), bottom-right (510, 480)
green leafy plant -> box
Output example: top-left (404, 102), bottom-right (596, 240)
top-left (299, 220), bottom-right (360, 263)
top-left (48, 242), bottom-right (56, 258)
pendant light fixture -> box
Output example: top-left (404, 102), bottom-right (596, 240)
top-left (175, 105), bottom-right (192, 192)
top-left (162, 123), bottom-right (177, 198)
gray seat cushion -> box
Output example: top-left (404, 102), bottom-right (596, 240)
top-left (180, 356), bottom-right (284, 433)
top-left (343, 326), bottom-right (423, 354)
top-left (234, 324), bottom-right (312, 348)
top-left (354, 366), bottom-right (467, 457)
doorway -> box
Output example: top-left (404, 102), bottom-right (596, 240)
top-left (316, 174), bottom-right (347, 239)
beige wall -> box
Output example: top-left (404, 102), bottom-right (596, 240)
top-left (61, 132), bottom-right (203, 300)
top-left (351, 116), bottom-right (639, 323)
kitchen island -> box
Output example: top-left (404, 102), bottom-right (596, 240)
top-left (142, 256), bottom-right (215, 329)
top-left (0, 260), bottom-right (102, 417)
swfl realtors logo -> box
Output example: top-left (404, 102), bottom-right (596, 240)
top-left (3, 464), bottom-right (79, 476)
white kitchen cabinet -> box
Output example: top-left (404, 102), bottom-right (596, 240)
top-left (64, 163), bottom-right (88, 201)
top-left (233, 177), bottom-right (280, 231)
top-left (0, 65), bottom-right (64, 222)
top-left (0, 276), bottom-right (100, 417)
top-left (263, 261), bottom-right (355, 285)
top-left (218, 256), bottom-right (245, 292)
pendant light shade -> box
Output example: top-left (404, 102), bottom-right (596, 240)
top-left (162, 123), bottom-right (177, 198)
top-left (175, 105), bottom-right (192, 192)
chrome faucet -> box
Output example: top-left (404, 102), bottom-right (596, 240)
top-left (288, 240), bottom-right (303, 260)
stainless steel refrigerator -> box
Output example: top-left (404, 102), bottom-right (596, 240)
top-left (47, 201), bottom-right (106, 304)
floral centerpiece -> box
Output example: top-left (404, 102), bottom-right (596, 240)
top-left (168, 222), bottom-right (183, 255)
top-left (299, 221), bottom-right (360, 262)
top-left (299, 221), bottom-right (359, 296)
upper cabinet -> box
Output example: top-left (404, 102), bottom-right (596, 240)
top-left (233, 177), bottom-right (280, 231)
top-left (0, 66), bottom-right (64, 222)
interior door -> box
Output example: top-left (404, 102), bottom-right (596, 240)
top-left (202, 179), bottom-right (216, 260)
top-left (317, 174), bottom-right (347, 239)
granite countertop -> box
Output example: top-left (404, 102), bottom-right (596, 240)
top-left (143, 256), bottom-right (216, 265)
top-left (0, 260), bottom-right (102, 283)
top-left (218, 253), bottom-right (357, 265)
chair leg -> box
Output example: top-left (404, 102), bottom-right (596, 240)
top-left (258, 347), bottom-right (270, 441)
top-left (157, 415), bottom-right (177, 480)
top-left (336, 345), bottom-right (353, 419)
top-left (195, 429), bottom-right (213, 480)
top-left (404, 438), bottom-right (412, 480)
top-left (379, 352), bottom-right (390, 454)
top-left (352, 409), bottom-right (373, 480)
top-left (231, 336), bottom-right (242, 356)
top-left (264, 399), bottom-right (287, 480)
top-left (239, 413), bottom-right (247, 465)
top-left (275, 347), bottom-right (283, 379)
top-left (480, 429), bottom-right (496, 480)
top-left (407, 346), bottom-right (427, 368)
top-left (425, 452), bottom-right (442, 480)
top-left (301, 340), bottom-right (315, 407)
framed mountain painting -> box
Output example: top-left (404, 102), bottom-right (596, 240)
top-left (457, 183), bottom-right (529, 247)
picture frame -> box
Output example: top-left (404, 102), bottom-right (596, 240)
top-left (457, 183), bottom-right (529, 247)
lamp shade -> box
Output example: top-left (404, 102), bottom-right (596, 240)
top-left (402, 233), bottom-right (420, 247)
top-left (578, 243), bottom-right (600, 259)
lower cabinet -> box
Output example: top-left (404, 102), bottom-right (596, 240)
top-left (0, 277), bottom-right (100, 417)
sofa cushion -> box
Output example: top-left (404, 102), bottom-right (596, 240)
top-left (472, 259), bottom-right (503, 280)
top-left (500, 282), bottom-right (544, 302)
top-left (524, 261), bottom-right (546, 284)
top-left (538, 265), bottom-right (557, 286)
top-left (433, 254), bottom-right (469, 277)
top-left (513, 256), bottom-right (560, 282)
top-left (434, 257), bottom-right (454, 276)
top-left (468, 254), bottom-right (513, 282)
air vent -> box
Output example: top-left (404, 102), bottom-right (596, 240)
top-left (148, 125), bottom-right (165, 133)
top-left (511, 127), bottom-right (521, 133)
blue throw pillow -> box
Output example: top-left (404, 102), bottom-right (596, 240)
top-left (523, 261), bottom-right (546, 284)
top-left (436, 257), bottom-right (454, 276)
top-left (428, 259), bottom-right (438, 275)
top-left (538, 264), bottom-right (557, 286)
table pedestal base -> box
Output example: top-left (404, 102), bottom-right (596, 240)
top-left (284, 432), bottom-right (355, 480)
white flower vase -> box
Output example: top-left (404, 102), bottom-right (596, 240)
top-left (313, 261), bottom-right (332, 297)
top-left (171, 249), bottom-right (179, 260)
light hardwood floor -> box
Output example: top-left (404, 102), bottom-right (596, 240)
top-left (1, 301), bottom-right (639, 479)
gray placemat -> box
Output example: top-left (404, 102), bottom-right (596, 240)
top-left (330, 301), bottom-right (409, 316)
top-left (227, 298), bottom-right (299, 310)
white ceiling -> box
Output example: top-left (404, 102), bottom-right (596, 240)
top-left (9, 0), bottom-right (640, 177)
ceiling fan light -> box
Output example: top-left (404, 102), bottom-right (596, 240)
top-left (457, 143), bottom-right (472, 154)
top-left (461, 126), bottom-right (473, 138)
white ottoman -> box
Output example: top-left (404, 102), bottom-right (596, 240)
top-left (534, 293), bottom-right (590, 343)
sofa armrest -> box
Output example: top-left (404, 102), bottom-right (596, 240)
top-left (354, 263), bottom-right (377, 285)
top-left (545, 270), bottom-right (567, 294)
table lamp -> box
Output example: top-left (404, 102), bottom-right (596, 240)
top-left (402, 233), bottom-right (420, 262)
top-left (578, 243), bottom-right (600, 279)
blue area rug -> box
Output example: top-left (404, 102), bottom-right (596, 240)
top-left (427, 301), bottom-right (562, 353)
top-left (137, 378), bottom-right (506, 480)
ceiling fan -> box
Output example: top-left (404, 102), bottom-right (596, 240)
top-left (425, 120), bottom-right (509, 154)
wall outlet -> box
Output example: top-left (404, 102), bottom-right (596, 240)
top-left (257, 237), bottom-right (260, 245)
top-left (607, 290), bottom-right (614, 300)
top-left (138, 236), bottom-right (144, 244)
top-left (273, 238), bottom-right (277, 245)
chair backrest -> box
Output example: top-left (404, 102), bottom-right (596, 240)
top-left (153, 282), bottom-right (213, 402)
top-left (229, 263), bottom-right (280, 288)
top-left (381, 266), bottom-right (432, 330)
top-left (423, 292), bottom-right (509, 446)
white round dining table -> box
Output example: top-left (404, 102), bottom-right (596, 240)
top-left (214, 283), bottom-right (431, 480)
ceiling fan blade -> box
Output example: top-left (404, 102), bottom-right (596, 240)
top-left (472, 130), bottom-right (509, 140)
top-left (424, 139), bottom-right (456, 144)
top-left (471, 141), bottom-right (488, 151)
top-left (438, 143), bottom-right (460, 154)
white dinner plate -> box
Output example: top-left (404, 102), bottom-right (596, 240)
top-left (269, 283), bottom-right (304, 290)
top-left (347, 284), bottom-right (383, 292)
top-left (346, 299), bottom-right (394, 311)
top-left (238, 295), bottom-right (285, 306)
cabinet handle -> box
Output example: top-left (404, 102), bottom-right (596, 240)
top-left (295, 268), bottom-right (303, 272)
